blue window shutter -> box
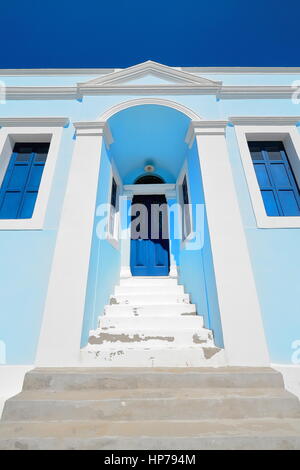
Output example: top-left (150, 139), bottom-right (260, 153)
top-left (0, 143), bottom-right (49, 219)
top-left (248, 141), bottom-right (300, 217)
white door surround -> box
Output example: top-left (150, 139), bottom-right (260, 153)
top-left (36, 99), bottom-right (270, 367)
top-left (120, 184), bottom-right (177, 279)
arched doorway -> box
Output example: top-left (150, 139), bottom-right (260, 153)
top-left (131, 173), bottom-right (170, 275)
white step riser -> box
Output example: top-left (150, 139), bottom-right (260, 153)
top-left (98, 315), bottom-right (204, 329)
top-left (88, 329), bottom-right (214, 348)
top-left (120, 278), bottom-right (178, 287)
top-left (81, 347), bottom-right (225, 367)
top-left (104, 304), bottom-right (197, 317)
top-left (110, 293), bottom-right (190, 305)
top-left (115, 285), bottom-right (184, 295)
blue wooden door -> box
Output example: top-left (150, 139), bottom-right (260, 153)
top-left (130, 194), bottom-right (170, 276)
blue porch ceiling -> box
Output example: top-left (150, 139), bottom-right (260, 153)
top-left (108, 105), bottom-right (191, 183)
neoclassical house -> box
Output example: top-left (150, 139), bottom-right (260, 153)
top-left (0, 61), bottom-right (300, 449)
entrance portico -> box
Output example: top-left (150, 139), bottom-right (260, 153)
top-left (36, 98), bottom-right (269, 368)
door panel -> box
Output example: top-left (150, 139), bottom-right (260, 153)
top-left (130, 194), bottom-right (170, 276)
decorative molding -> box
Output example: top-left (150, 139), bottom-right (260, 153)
top-left (183, 67), bottom-right (300, 75)
top-left (78, 84), bottom-right (222, 95)
top-left (0, 62), bottom-right (299, 99)
top-left (79, 60), bottom-right (222, 88)
top-left (98, 98), bottom-right (202, 121)
top-left (73, 121), bottom-right (113, 146)
top-left (123, 183), bottom-right (176, 199)
top-left (219, 86), bottom-right (298, 99)
top-left (0, 117), bottom-right (69, 127)
top-left (185, 120), bottom-right (228, 147)
top-left (1, 66), bottom-right (300, 76)
top-left (230, 116), bottom-right (300, 126)
top-left (5, 86), bottom-right (78, 100)
top-left (0, 68), bottom-right (116, 76)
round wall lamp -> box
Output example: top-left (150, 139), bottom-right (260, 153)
top-left (144, 164), bottom-right (155, 172)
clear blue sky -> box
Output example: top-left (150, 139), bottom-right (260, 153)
top-left (1, 0), bottom-right (299, 68)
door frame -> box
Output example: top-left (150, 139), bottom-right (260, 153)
top-left (120, 183), bottom-right (178, 279)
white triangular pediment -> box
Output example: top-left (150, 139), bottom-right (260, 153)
top-left (79, 60), bottom-right (221, 88)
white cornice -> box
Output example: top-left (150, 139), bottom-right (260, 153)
top-left (5, 86), bottom-right (78, 100)
top-left (219, 86), bottom-right (297, 99)
top-left (1, 66), bottom-right (300, 76)
top-left (0, 117), bottom-right (69, 127)
top-left (0, 68), bottom-right (116, 76)
top-left (181, 67), bottom-right (300, 75)
top-left (73, 121), bottom-right (113, 146)
top-left (185, 120), bottom-right (228, 147)
top-left (230, 116), bottom-right (300, 126)
top-left (1, 84), bottom-right (298, 100)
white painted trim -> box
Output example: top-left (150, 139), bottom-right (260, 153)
top-left (36, 125), bottom-right (106, 366)
top-left (98, 98), bottom-right (202, 121)
top-left (123, 183), bottom-right (176, 198)
top-left (219, 86), bottom-right (298, 99)
top-left (73, 121), bottom-right (113, 146)
top-left (3, 85), bottom-right (298, 100)
top-left (177, 160), bottom-right (193, 247)
top-left (190, 122), bottom-right (270, 366)
top-left (106, 160), bottom-right (122, 250)
top-left (230, 116), bottom-right (300, 126)
top-left (272, 364), bottom-right (300, 400)
top-left (185, 120), bottom-right (228, 147)
top-left (0, 365), bottom-right (34, 418)
top-left (234, 124), bottom-right (300, 228)
top-left (0, 117), bottom-right (69, 127)
top-left (0, 125), bottom-right (65, 230)
top-left (1, 65), bottom-right (300, 76)
top-left (79, 60), bottom-right (221, 87)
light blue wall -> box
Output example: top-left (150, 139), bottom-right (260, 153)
top-left (0, 69), bottom-right (299, 364)
top-left (179, 142), bottom-right (223, 347)
top-left (81, 142), bottom-right (121, 346)
top-left (226, 125), bottom-right (300, 363)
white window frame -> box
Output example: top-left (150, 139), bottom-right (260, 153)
top-left (0, 120), bottom-right (66, 230)
top-left (106, 160), bottom-right (122, 249)
top-left (234, 123), bottom-right (300, 228)
top-left (177, 161), bottom-right (193, 247)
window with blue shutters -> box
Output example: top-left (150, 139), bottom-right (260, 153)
top-left (248, 141), bottom-right (300, 217)
top-left (0, 142), bottom-right (49, 219)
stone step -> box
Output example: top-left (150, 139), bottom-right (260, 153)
top-left (0, 419), bottom-right (300, 452)
top-left (115, 285), bottom-right (185, 295)
top-left (1, 419), bottom-right (300, 450)
top-left (21, 367), bottom-right (285, 391)
top-left (3, 388), bottom-right (300, 422)
top-left (88, 327), bottom-right (214, 348)
top-left (110, 293), bottom-right (190, 305)
top-left (120, 278), bottom-right (179, 287)
top-left (104, 303), bottom-right (197, 317)
top-left (98, 315), bottom-right (204, 330)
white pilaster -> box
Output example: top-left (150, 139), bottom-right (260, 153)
top-left (36, 122), bottom-right (111, 366)
top-left (186, 120), bottom-right (270, 366)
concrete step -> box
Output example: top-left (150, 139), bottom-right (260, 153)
top-left (110, 293), bottom-right (190, 305)
top-left (115, 285), bottom-right (185, 295)
top-left (21, 367), bottom-right (286, 391)
top-left (120, 278), bottom-right (179, 287)
top-left (3, 388), bottom-right (300, 422)
top-left (88, 327), bottom-right (214, 348)
top-left (104, 303), bottom-right (197, 317)
top-left (98, 315), bottom-right (204, 330)
top-left (1, 418), bottom-right (300, 450)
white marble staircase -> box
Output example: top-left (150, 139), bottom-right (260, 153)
top-left (81, 277), bottom-right (225, 367)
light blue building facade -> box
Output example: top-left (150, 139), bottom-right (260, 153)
top-left (0, 61), bottom-right (300, 398)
